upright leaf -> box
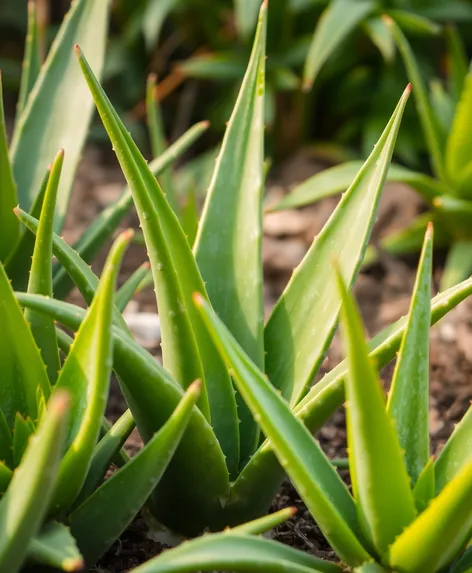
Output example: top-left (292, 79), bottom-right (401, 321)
top-left (25, 150), bottom-right (63, 383)
top-left (10, 0), bottom-right (110, 229)
top-left (0, 392), bottom-right (70, 573)
top-left (338, 272), bottom-right (416, 554)
top-left (194, 2), bottom-right (266, 462)
top-left (386, 225), bottom-right (433, 484)
top-left (446, 24), bottom-right (468, 102)
top-left (303, 0), bottom-right (375, 90)
top-left (51, 231), bottom-right (131, 512)
top-left (265, 86), bottom-right (410, 406)
top-left (0, 73), bottom-right (19, 262)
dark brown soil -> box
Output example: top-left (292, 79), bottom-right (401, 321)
top-left (63, 146), bottom-right (472, 572)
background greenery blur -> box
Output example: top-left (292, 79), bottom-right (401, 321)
top-left (1, 0), bottom-right (472, 171)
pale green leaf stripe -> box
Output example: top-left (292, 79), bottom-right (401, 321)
top-left (51, 232), bottom-right (131, 512)
top-left (0, 74), bottom-right (19, 262)
top-left (70, 381), bottom-right (201, 566)
top-left (265, 87), bottom-right (410, 407)
top-left (195, 294), bottom-right (370, 566)
top-left (435, 406), bottom-right (472, 493)
top-left (76, 44), bottom-right (239, 475)
top-left (389, 459), bottom-right (472, 573)
top-left (25, 150), bottom-right (63, 383)
top-left (27, 522), bottom-right (83, 572)
top-left (194, 2), bottom-right (266, 463)
top-left (445, 70), bottom-right (472, 192)
top-left (0, 393), bottom-right (71, 573)
top-left (10, 0), bottom-right (110, 230)
top-left (303, 0), bottom-right (375, 90)
top-left (132, 533), bottom-right (341, 573)
top-left (338, 272), bottom-right (416, 554)
top-left (388, 18), bottom-right (445, 180)
top-left (15, 0), bottom-right (41, 124)
top-left (386, 225), bottom-right (433, 484)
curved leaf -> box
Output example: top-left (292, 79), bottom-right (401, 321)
top-left (28, 522), bottom-right (83, 572)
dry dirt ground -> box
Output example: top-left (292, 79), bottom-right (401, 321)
top-left (63, 147), bottom-right (472, 572)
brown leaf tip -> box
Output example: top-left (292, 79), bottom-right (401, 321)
top-left (121, 228), bottom-right (135, 242)
top-left (50, 390), bottom-right (71, 414)
top-left (63, 557), bottom-right (85, 572)
top-left (426, 221), bottom-right (434, 238)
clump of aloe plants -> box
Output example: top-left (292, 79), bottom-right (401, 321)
top-left (17, 1), bottom-right (472, 544)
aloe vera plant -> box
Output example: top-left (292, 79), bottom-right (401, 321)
top-left (192, 225), bottom-right (472, 572)
top-left (16, 1), bottom-right (472, 540)
top-left (275, 20), bottom-right (472, 291)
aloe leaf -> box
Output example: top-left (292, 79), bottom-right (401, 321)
top-left (131, 533), bottom-right (342, 573)
top-left (269, 161), bottom-right (445, 211)
top-left (446, 24), bottom-right (468, 101)
top-left (146, 74), bottom-right (178, 213)
top-left (388, 18), bottom-right (445, 180)
top-left (52, 120), bottom-right (209, 299)
top-left (435, 405), bottom-right (472, 494)
top-left (303, 0), bottom-right (375, 90)
top-left (386, 225), bottom-right (433, 484)
top-left (12, 413), bottom-right (34, 468)
top-left (231, 507), bottom-right (296, 535)
top-left (228, 276), bottom-right (472, 522)
top-left (51, 231), bottom-right (131, 512)
top-left (445, 70), bottom-right (472, 192)
top-left (15, 0), bottom-right (41, 123)
top-left (73, 408), bottom-right (135, 509)
top-left (10, 0), bottom-right (110, 229)
top-left (354, 564), bottom-right (388, 573)
top-left (70, 381), bottom-right (201, 564)
top-left (76, 45), bottom-right (239, 475)
top-left (195, 294), bottom-right (370, 566)
top-left (16, 294), bottom-right (230, 536)
top-left (25, 149), bottom-right (63, 383)
top-left (412, 457), bottom-right (435, 512)
top-left (116, 262), bottom-right (151, 312)
top-left (0, 73), bottom-right (19, 262)
top-left (388, 459), bottom-right (472, 573)
top-left (389, 9), bottom-right (441, 36)
top-left (265, 87), bottom-right (410, 406)
top-left (194, 3), bottom-right (266, 463)
top-left (0, 463), bottom-right (12, 494)
top-left (441, 240), bottom-right (472, 291)
top-left (0, 392), bottom-right (70, 573)
top-left (0, 410), bottom-right (13, 469)
top-left (362, 17), bottom-right (395, 63)
top-left (338, 271), bottom-right (416, 554)
top-left (0, 261), bottom-right (51, 426)
top-left (27, 522), bottom-right (83, 572)
top-left (430, 79), bottom-right (455, 133)
top-left (450, 546), bottom-right (472, 573)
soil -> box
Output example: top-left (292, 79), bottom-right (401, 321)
top-left (63, 146), bottom-right (472, 572)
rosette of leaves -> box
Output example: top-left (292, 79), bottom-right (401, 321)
top-left (17, 2), bottom-right (472, 541)
top-left (272, 20), bottom-right (472, 291)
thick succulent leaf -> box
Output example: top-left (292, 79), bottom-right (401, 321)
top-left (388, 18), bottom-right (445, 179)
top-left (430, 79), bottom-right (455, 134)
top-left (362, 17), bottom-right (395, 63)
top-left (16, 294), bottom-right (230, 536)
top-left (445, 70), bottom-right (472, 193)
top-left (446, 24), bottom-right (468, 102)
top-left (269, 161), bottom-right (445, 211)
top-left (70, 381), bottom-right (201, 565)
top-left (235, 0), bottom-right (262, 37)
top-left (388, 459), bottom-right (472, 573)
top-left (338, 272), bottom-right (416, 554)
top-left (0, 462), bottom-right (12, 494)
top-left (451, 546), bottom-right (472, 573)
top-left (412, 457), bottom-right (435, 512)
top-left (0, 261), bottom-right (50, 426)
top-left (441, 240), bottom-right (472, 291)
top-left (194, 294), bottom-right (370, 566)
top-left (0, 392), bottom-right (70, 573)
top-left (232, 507), bottom-right (296, 535)
top-left (10, 0), bottom-right (110, 229)
top-left (52, 120), bottom-right (209, 299)
top-left (116, 262), bottom-right (151, 313)
top-left (303, 0), bottom-right (374, 90)
top-left (12, 413), bottom-right (34, 468)
top-left (27, 522), bottom-right (83, 572)
top-left (221, 276), bottom-right (472, 523)
top-left (0, 410), bottom-right (13, 469)
top-left (389, 9), bottom-right (441, 35)
top-left (74, 408), bottom-right (135, 508)
top-left (25, 150), bottom-right (63, 383)
top-left (0, 73), bottom-right (19, 262)
top-left (76, 45), bottom-right (239, 475)
top-left (265, 87), bottom-right (410, 406)
top-left (435, 405), bottom-right (472, 494)
top-left (15, 0), bottom-right (41, 123)
top-left (131, 533), bottom-right (342, 573)
top-left (386, 225), bottom-right (433, 484)
top-left (194, 2), bottom-right (266, 463)
top-left (354, 564), bottom-right (388, 573)
top-left (51, 232), bottom-right (131, 512)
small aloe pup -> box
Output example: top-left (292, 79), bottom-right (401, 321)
top-left (194, 224), bottom-right (472, 572)
top-left (16, 0), bottom-right (472, 538)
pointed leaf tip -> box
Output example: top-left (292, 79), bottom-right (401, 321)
top-left (63, 557), bottom-right (85, 572)
top-left (188, 378), bottom-right (203, 395)
top-left (50, 390), bottom-right (70, 415)
top-left (192, 292), bottom-right (205, 307)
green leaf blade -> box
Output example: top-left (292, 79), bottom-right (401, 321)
top-left (28, 522), bottom-right (83, 572)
